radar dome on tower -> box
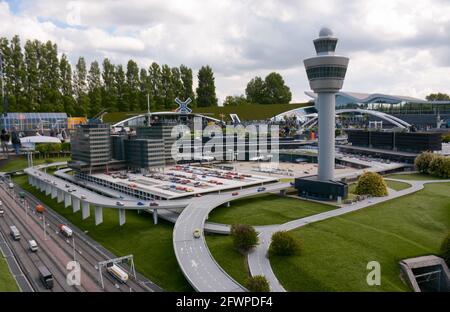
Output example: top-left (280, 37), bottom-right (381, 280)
top-left (319, 27), bottom-right (334, 37)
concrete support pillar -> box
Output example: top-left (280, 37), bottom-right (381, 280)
top-left (94, 206), bottom-right (103, 226)
top-left (153, 209), bottom-right (158, 225)
top-left (119, 209), bottom-right (126, 226)
top-left (280, 189), bottom-right (287, 197)
top-left (72, 197), bottom-right (80, 213)
top-left (28, 175), bottom-right (32, 185)
top-left (81, 201), bottom-right (90, 220)
top-left (225, 202), bottom-right (231, 208)
top-left (38, 180), bottom-right (44, 192)
top-left (51, 186), bottom-right (57, 199)
top-left (45, 183), bottom-right (51, 196)
top-left (57, 189), bottom-right (64, 203)
top-left (64, 193), bottom-right (72, 208)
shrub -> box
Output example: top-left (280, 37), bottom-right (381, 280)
top-left (415, 152), bottom-right (438, 174)
top-left (269, 231), bottom-right (302, 257)
top-left (441, 232), bottom-right (450, 265)
top-left (61, 142), bottom-right (71, 152)
top-left (230, 224), bottom-right (258, 252)
top-left (355, 172), bottom-right (388, 197)
top-left (245, 275), bottom-right (270, 292)
top-left (442, 133), bottom-right (450, 144)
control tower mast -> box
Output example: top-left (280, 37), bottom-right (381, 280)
top-left (304, 27), bottom-right (349, 181)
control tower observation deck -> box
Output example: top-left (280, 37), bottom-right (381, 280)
top-left (304, 27), bottom-right (349, 181)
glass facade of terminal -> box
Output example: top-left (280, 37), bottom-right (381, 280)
top-left (0, 112), bottom-right (68, 131)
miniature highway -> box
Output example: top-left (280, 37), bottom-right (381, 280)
top-left (0, 179), bottom-right (159, 292)
top-left (173, 182), bottom-right (291, 292)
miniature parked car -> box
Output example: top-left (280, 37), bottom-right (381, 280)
top-left (137, 201), bottom-right (145, 206)
top-left (149, 202), bottom-right (159, 207)
top-left (65, 184), bottom-right (70, 188)
top-left (193, 228), bottom-right (201, 239)
top-left (195, 194), bottom-right (203, 198)
top-left (116, 201), bottom-right (124, 206)
top-left (68, 188), bottom-right (76, 193)
top-left (232, 192), bottom-right (239, 196)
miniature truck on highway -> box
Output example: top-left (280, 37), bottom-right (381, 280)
top-left (58, 224), bottom-right (73, 238)
top-left (38, 265), bottom-right (54, 289)
top-left (10, 225), bottom-right (21, 241)
top-left (106, 263), bottom-right (129, 283)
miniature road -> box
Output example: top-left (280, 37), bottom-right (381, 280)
top-left (247, 178), bottom-right (450, 292)
top-left (0, 179), bottom-right (158, 292)
top-left (173, 182), bottom-right (291, 292)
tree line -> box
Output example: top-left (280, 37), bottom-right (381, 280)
top-left (0, 35), bottom-right (218, 117)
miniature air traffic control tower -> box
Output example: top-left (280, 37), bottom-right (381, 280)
top-left (295, 28), bottom-right (349, 200)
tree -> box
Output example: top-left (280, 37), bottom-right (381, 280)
top-left (59, 54), bottom-right (75, 116)
top-left (263, 72), bottom-right (292, 104)
top-left (8, 35), bottom-right (26, 111)
top-left (230, 224), bottom-right (258, 252)
top-left (269, 231), bottom-right (302, 257)
top-left (171, 67), bottom-right (183, 99)
top-left (102, 58), bottom-right (118, 112)
top-left (245, 276), bottom-right (270, 292)
top-left (0, 37), bottom-right (11, 112)
top-left (88, 60), bottom-right (102, 116)
top-left (245, 76), bottom-right (265, 104)
top-left (23, 40), bottom-right (40, 112)
top-left (196, 65), bottom-right (217, 107)
top-left (161, 64), bottom-right (175, 109)
top-left (441, 232), bottom-right (450, 265)
top-left (73, 57), bottom-right (90, 116)
top-left (148, 62), bottom-right (163, 110)
top-left (355, 172), bottom-right (388, 197)
top-left (139, 68), bottom-right (149, 111)
top-left (40, 41), bottom-right (63, 112)
top-left (429, 155), bottom-right (450, 178)
top-left (415, 152), bottom-right (437, 174)
top-left (115, 64), bottom-right (126, 112)
top-left (180, 64), bottom-right (195, 104)
top-left (125, 59), bottom-right (140, 111)
top-left (426, 93), bottom-right (450, 101)
top-left (223, 95), bottom-right (248, 106)
top-left (246, 72), bottom-right (292, 104)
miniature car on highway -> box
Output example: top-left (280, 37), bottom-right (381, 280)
top-left (116, 201), bottom-right (124, 206)
top-left (52, 181), bottom-right (57, 185)
top-left (8, 183), bottom-right (14, 189)
top-left (195, 194), bottom-right (203, 197)
top-left (193, 228), bottom-right (201, 238)
top-left (65, 184), bottom-right (70, 188)
top-left (257, 187), bottom-right (266, 192)
top-left (149, 202), bottom-right (159, 207)
top-left (28, 240), bottom-right (38, 252)
top-left (0, 208), bottom-right (4, 217)
top-left (232, 192), bottom-right (239, 196)
top-left (137, 201), bottom-right (145, 206)
top-left (35, 204), bottom-right (45, 214)
top-left (81, 195), bottom-right (87, 199)
top-left (68, 188), bottom-right (76, 193)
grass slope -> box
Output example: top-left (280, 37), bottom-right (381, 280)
top-left (13, 175), bottom-right (191, 292)
top-left (205, 234), bottom-right (248, 286)
top-left (208, 194), bottom-right (335, 226)
top-left (386, 173), bottom-right (447, 181)
top-left (0, 156), bottom-right (71, 173)
top-left (102, 103), bottom-right (310, 124)
top-left (0, 258), bottom-right (19, 292)
top-left (270, 183), bottom-right (450, 292)
top-left (385, 180), bottom-right (411, 191)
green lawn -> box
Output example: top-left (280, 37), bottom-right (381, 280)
top-left (12, 175), bottom-right (191, 292)
top-left (386, 173), bottom-right (446, 181)
top-left (205, 234), bottom-right (248, 286)
top-left (208, 194), bottom-right (336, 226)
top-left (385, 180), bottom-right (411, 191)
top-left (0, 156), bottom-right (71, 173)
top-left (103, 103), bottom-right (310, 124)
top-left (0, 258), bottom-right (19, 292)
top-left (270, 182), bottom-right (450, 292)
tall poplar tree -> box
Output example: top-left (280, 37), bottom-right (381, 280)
top-left (60, 54), bottom-right (75, 115)
top-left (196, 65), bottom-right (217, 107)
top-left (88, 60), bottom-right (102, 116)
top-left (73, 57), bottom-right (90, 116)
top-left (125, 60), bottom-right (140, 111)
top-left (102, 58), bottom-right (118, 112)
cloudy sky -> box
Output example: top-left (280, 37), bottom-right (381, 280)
top-left (1, 0), bottom-right (450, 103)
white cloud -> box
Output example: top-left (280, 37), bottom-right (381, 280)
top-left (1, 0), bottom-right (450, 104)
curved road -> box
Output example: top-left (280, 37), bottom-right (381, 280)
top-left (173, 182), bottom-right (290, 292)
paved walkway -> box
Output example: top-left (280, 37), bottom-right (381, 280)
top-left (247, 178), bottom-right (450, 292)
